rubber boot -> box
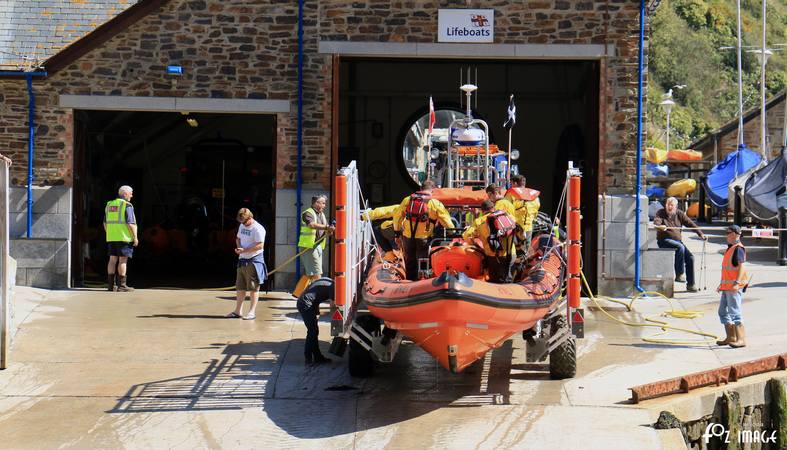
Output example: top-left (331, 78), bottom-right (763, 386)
top-left (117, 276), bottom-right (134, 292)
top-left (107, 274), bottom-right (116, 292)
top-left (729, 325), bottom-right (746, 348)
top-left (716, 323), bottom-right (736, 346)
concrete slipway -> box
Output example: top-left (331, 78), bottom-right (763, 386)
top-left (0, 233), bottom-right (785, 449)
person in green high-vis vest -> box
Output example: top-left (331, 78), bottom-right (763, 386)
top-left (104, 185), bottom-right (139, 292)
top-left (295, 195), bottom-right (334, 295)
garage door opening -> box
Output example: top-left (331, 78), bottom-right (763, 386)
top-left (73, 111), bottom-right (276, 289)
top-left (338, 58), bottom-right (600, 286)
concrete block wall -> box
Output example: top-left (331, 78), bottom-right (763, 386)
top-left (597, 194), bottom-right (675, 297)
top-left (9, 187), bottom-right (71, 239)
top-left (8, 186), bottom-right (71, 288)
top-left (273, 187), bottom-right (331, 291)
top-left (10, 238), bottom-right (69, 288)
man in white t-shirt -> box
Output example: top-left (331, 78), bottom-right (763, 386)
top-left (228, 208), bottom-right (267, 320)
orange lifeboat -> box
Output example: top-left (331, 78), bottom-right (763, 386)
top-left (360, 188), bottom-right (567, 373)
top-left (363, 229), bottom-right (564, 373)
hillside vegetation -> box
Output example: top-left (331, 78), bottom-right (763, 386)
top-left (647, 0), bottom-right (786, 150)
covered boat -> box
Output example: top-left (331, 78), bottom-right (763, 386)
top-left (744, 148), bottom-right (787, 225)
top-left (704, 144), bottom-right (761, 207)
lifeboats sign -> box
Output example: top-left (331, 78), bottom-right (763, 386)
top-left (438, 9), bottom-right (494, 43)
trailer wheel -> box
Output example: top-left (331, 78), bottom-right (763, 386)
top-left (549, 314), bottom-right (577, 379)
top-left (349, 315), bottom-right (379, 378)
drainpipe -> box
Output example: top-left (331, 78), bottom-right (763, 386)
top-left (634, 0), bottom-right (646, 292)
top-left (0, 71), bottom-right (48, 238)
top-left (295, 0), bottom-right (304, 276)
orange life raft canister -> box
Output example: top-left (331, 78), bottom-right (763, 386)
top-left (431, 244), bottom-right (485, 279)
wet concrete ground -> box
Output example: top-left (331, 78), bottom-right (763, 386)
top-left (0, 233), bottom-right (785, 449)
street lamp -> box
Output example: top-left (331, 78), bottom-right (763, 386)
top-left (660, 96), bottom-right (676, 153)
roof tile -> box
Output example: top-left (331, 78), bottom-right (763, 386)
top-left (0, 0), bottom-right (139, 70)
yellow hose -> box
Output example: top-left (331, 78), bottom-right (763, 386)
top-left (580, 270), bottom-right (718, 345)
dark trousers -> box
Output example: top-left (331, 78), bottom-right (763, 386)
top-left (402, 236), bottom-right (429, 280)
top-left (373, 225), bottom-right (398, 253)
top-left (657, 238), bottom-right (695, 286)
top-left (487, 254), bottom-right (513, 283)
top-left (297, 301), bottom-right (322, 360)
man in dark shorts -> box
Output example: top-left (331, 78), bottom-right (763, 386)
top-left (296, 277), bottom-right (334, 365)
top-left (104, 185), bottom-right (138, 292)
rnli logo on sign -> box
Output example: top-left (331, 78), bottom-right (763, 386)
top-left (438, 9), bottom-right (494, 43)
top-left (470, 14), bottom-right (489, 27)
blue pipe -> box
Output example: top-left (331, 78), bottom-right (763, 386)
top-left (26, 75), bottom-right (34, 238)
top-left (0, 71), bottom-right (47, 238)
top-left (634, 0), bottom-right (646, 292)
top-left (295, 0), bottom-right (304, 277)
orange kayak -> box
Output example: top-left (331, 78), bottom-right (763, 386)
top-left (363, 236), bottom-right (564, 373)
top-left (667, 149), bottom-right (702, 161)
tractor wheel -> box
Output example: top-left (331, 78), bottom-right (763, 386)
top-left (548, 314), bottom-right (577, 379)
top-left (348, 315), bottom-right (379, 378)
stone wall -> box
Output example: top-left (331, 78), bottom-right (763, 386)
top-left (0, 0), bottom-right (649, 194)
top-left (0, 0), bottom-right (652, 288)
top-left (654, 378), bottom-right (786, 450)
top-left (697, 97), bottom-right (786, 162)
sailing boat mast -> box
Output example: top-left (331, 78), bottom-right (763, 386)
top-left (735, 0), bottom-right (744, 147)
top-left (758, 0), bottom-right (768, 159)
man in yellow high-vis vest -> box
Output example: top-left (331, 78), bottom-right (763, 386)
top-left (297, 195), bottom-right (334, 292)
top-left (104, 185), bottom-right (138, 292)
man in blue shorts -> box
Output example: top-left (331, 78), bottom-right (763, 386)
top-left (104, 185), bottom-right (138, 292)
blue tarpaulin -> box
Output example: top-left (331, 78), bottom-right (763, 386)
top-left (647, 162), bottom-right (669, 177)
top-left (704, 144), bottom-right (761, 207)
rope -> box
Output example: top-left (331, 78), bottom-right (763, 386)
top-left (579, 270), bottom-right (719, 345)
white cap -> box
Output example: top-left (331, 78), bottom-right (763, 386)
top-left (118, 185), bottom-right (133, 195)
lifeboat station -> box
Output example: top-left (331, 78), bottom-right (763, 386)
top-left (0, 1), bottom-right (785, 448)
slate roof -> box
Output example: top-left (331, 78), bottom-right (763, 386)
top-left (0, 0), bottom-right (137, 71)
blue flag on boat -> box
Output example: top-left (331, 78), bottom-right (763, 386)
top-left (503, 95), bottom-right (516, 130)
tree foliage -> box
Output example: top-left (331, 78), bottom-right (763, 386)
top-left (648, 0), bottom-right (786, 150)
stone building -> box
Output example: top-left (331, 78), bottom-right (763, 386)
top-left (690, 90), bottom-right (786, 162)
top-left (0, 0), bottom-right (660, 290)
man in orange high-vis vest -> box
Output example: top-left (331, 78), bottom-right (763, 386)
top-left (716, 224), bottom-right (748, 348)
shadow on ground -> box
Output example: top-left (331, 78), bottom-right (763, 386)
top-left (108, 338), bottom-right (526, 438)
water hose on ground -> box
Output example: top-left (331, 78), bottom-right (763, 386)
top-left (579, 270), bottom-right (719, 346)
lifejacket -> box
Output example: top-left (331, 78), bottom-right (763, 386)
top-left (105, 198), bottom-right (133, 243)
top-left (505, 186), bottom-right (540, 202)
top-left (405, 191), bottom-right (433, 235)
top-left (486, 210), bottom-right (516, 254)
top-left (719, 243), bottom-right (746, 291)
top-left (298, 207), bottom-right (327, 249)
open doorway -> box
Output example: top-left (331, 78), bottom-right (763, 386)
top-left (338, 57), bottom-right (600, 287)
top-left (73, 111), bottom-right (276, 289)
